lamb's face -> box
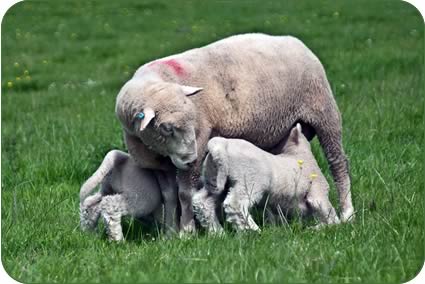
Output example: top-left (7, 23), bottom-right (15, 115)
top-left (116, 79), bottom-right (203, 170)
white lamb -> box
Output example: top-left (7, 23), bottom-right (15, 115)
top-left (79, 150), bottom-right (178, 241)
top-left (193, 124), bottom-right (340, 233)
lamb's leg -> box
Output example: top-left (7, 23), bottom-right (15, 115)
top-left (80, 193), bottom-right (102, 231)
top-left (155, 171), bottom-right (179, 235)
top-left (306, 186), bottom-right (340, 227)
top-left (100, 195), bottom-right (128, 241)
top-left (223, 187), bottom-right (260, 232)
top-left (192, 188), bottom-right (223, 234)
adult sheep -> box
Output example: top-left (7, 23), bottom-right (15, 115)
top-left (115, 33), bottom-right (354, 233)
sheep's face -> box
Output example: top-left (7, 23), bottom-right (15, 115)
top-left (116, 79), bottom-right (203, 170)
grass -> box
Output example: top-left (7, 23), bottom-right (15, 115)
top-left (1, 0), bottom-right (424, 282)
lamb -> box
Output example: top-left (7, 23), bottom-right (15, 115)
top-left (79, 150), bottom-right (178, 241)
top-left (115, 33), bottom-right (354, 234)
top-left (192, 124), bottom-right (340, 233)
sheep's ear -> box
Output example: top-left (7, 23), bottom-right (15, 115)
top-left (138, 107), bottom-right (155, 131)
top-left (181, 85), bottom-right (203, 96)
top-left (289, 123), bottom-right (302, 144)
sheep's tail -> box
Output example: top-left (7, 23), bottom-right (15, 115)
top-left (79, 150), bottom-right (128, 202)
top-left (202, 138), bottom-right (228, 193)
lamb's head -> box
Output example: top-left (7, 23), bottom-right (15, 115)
top-left (282, 123), bottom-right (311, 155)
top-left (116, 78), bottom-right (203, 170)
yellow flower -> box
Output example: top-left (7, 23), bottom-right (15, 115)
top-left (7, 81), bottom-right (13, 88)
top-left (16, 76), bottom-right (21, 81)
top-left (310, 173), bottom-right (318, 180)
top-left (297, 160), bottom-right (304, 167)
top-left (24, 70), bottom-right (29, 75)
top-left (43, 60), bottom-right (48, 64)
top-left (14, 62), bottom-right (19, 68)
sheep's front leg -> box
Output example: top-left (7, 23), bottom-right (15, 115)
top-left (177, 169), bottom-right (198, 235)
top-left (223, 187), bottom-right (260, 232)
top-left (177, 125), bottom-right (212, 235)
top-left (155, 171), bottom-right (179, 235)
top-left (100, 195), bottom-right (128, 241)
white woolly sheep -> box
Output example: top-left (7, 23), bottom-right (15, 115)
top-left (79, 150), bottom-right (178, 241)
top-left (192, 124), bottom-right (340, 233)
top-left (115, 33), bottom-right (354, 234)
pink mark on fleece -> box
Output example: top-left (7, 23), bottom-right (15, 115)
top-left (148, 58), bottom-right (186, 76)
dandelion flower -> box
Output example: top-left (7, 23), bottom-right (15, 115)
top-left (297, 160), bottom-right (304, 167)
top-left (7, 81), bottom-right (13, 88)
top-left (16, 76), bottom-right (21, 81)
top-left (14, 62), bottom-right (19, 68)
top-left (24, 70), bottom-right (29, 75)
top-left (310, 173), bottom-right (318, 180)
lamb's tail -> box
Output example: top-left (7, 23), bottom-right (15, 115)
top-left (79, 150), bottom-right (128, 202)
top-left (202, 138), bottom-right (229, 193)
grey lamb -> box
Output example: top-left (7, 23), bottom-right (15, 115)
top-left (115, 33), bottom-right (353, 234)
top-left (192, 124), bottom-right (340, 233)
top-left (79, 150), bottom-right (178, 241)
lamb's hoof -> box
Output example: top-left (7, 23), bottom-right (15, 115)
top-left (208, 227), bottom-right (225, 237)
top-left (109, 236), bottom-right (125, 242)
top-left (310, 223), bottom-right (325, 230)
top-left (341, 208), bottom-right (355, 223)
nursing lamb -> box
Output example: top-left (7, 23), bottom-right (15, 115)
top-left (115, 33), bottom-right (354, 234)
top-left (193, 124), bottom-right (340, 233)
top-left (79, 150), bottom-right (178, 241)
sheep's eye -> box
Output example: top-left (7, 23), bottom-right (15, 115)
top-left (159, 123), bottom-right (174, 137)
top-left (135, 112), bottom-right (145, 120)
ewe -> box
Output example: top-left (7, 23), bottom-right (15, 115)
top-left (79, 150), bottom-right (178, 241)
top-left (193, 124), bottom-right (340, 233)
top-left (116, 33), bottom-right (353, 233)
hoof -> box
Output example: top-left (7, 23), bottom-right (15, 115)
top-left (341, 207), bottom-right (355, 223)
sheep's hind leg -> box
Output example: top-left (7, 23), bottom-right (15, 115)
top-left (100, 195), bottom-right (128, 241)
top-left (307, 106), bottom-right (354, 222)
top-left (80, 193), bottom-right (103, 231)
top-left (223, 187), bottom-right (260, 232)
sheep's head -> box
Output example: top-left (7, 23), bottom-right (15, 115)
top-left (116, 78), bottom-right (203, 170)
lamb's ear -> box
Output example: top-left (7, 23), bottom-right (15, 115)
top-left (289, 123), bottom-right (302, 144)
top-left (181, 85), bottom-right (203, 97)
top-left (138, 107), bottom-right (155, 131)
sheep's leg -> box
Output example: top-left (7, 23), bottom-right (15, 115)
top-left (100, 195), bottom-right (128, 241)
top-left (80, 193), bottom-right (102, 231)
top-left (223, 187), bottom-right (260, 232)
top-left (155, 171), bottom-right (179, 235)
top-left (306, 186), bottom-right (340, 227)
top-left (314, 124), bottom-right (354, 222)
top-left (192, 188), bottom-right (223, 234)
top-left (178, 126), bottom-right (212, 235)
top-left (177, 170), bottom-right (197, 235)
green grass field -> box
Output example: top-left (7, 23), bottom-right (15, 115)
top-left (1, 1), bottom-right (424, 283)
